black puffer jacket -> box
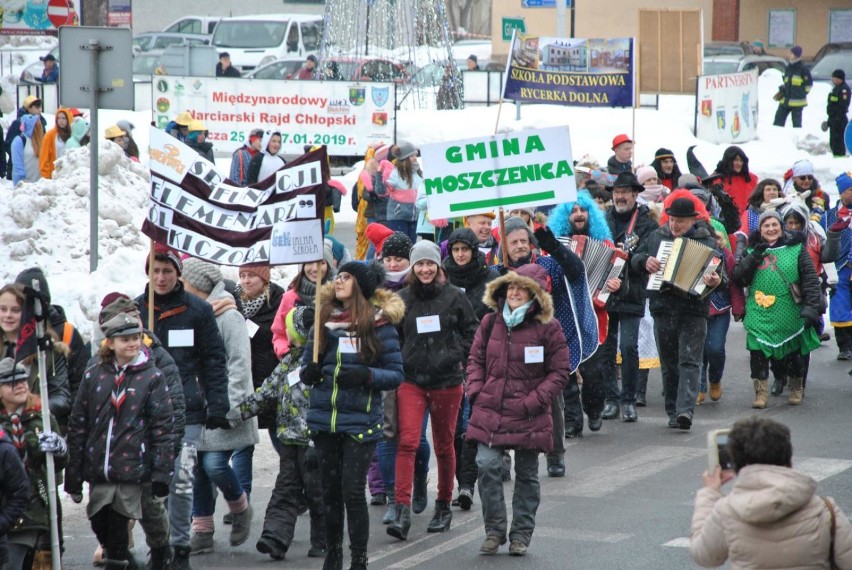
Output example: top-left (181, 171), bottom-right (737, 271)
top-left (85, 328), bottom-right (186, 456)
top-left (65, 348), bottom-right (176, 493)
top-left (443, 251), bottom-right (499, 320)
top-left (47, 304), bottom-right (90, 404)
top-left (605, 204), bottom-right (659, 316)
top-left (136, 282), bottom-right (230, 424)
top-left (241, 282), bottom-right (284, 430)
top-left (631, 221), bottom-right (722, 318)
top-left (398, 278), bottom-right (479, 389)
top-left (0, 429), bottom-right (29, 542)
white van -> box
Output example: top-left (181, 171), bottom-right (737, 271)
top-left (211, 15), bottom-right (323, 72)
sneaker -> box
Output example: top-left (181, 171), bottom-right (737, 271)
top-left (676, 413), bottom-right (692, 430)
top-left (667, 417), bottom-right (678, 429)
top-left (171, 545), bottom-right (193, 570)
top-left (256, 536), bottom-right (287, 561)
top-left (457, 488), bottom-right (474, 511)
top-left (229, 505), bottom-right (254, 546)
top-left (307, 546), bottom-right (327, 558)
top-left (479, 534), bottom-right (506, 555)
top-left (190, 532), bottom-right (214, 555)
top-left (508, 541), bottom-right (528, 556)
top-left (370, 492), bottom-right (387, 506)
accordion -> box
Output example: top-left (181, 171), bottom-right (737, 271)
top-left (646, 237), bottom-right (721, 298)
top-left (559, 235), bottom-right (628, 304)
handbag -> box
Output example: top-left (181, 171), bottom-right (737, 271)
top-left (776, 269), bottom-right (803, 305)
top-left (822, 496), bottom-right (839, 570)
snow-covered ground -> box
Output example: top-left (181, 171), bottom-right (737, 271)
top-left (1, 67), bottom-right (849, 341)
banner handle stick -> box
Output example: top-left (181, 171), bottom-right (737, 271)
top-left (499, 207), bottom-right (509, 268)
top-left (494, 99), bottom-right (504, 135)
top-left (313, 262), bottom-right (326, 364)
top-left (147, 240), bottom-right (156, 331)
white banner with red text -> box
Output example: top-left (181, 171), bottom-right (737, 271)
top-left (151, 75), bottom-right (396, 155)
top-left (695, 69), bottom-right (759, 144)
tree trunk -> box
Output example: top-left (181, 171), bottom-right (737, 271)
top-left (82, 0), bottom-right (108, 26)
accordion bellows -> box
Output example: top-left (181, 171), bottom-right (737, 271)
top-left (559, 235), bottom-right (628, 304)
top-left (647, 237), bottom-right (721, 298)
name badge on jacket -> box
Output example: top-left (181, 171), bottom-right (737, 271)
top-left (524, 346), bottom-right (544, 364)
top-left (339, 337), bottom-right (359, 354)
top-left (416, 315), bottom-right (441, 334)
top-left (169, 329), bottom-right (194, 347)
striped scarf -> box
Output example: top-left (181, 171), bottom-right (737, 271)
top-left (111, 365), bottom-right (128, 417)
top-left (9, 408), bottom-right (26, 464)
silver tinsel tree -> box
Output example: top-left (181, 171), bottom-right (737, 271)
top-left (319, 0), bottom-right (461, 110)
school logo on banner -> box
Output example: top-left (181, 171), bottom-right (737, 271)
top-left (371, 86), bottom-right (389, 107)
top-left (349, 87), bottom-right (366, 106)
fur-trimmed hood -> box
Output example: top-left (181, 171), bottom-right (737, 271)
top-left (317, 281), bottom-right (405, 325)
top-left (483, 265), bottom-right (554, 324)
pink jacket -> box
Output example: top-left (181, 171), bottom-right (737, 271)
top-left (270, 288), bottom-right (300, 358)
top-left (691, 464), bottom-right (852, 569)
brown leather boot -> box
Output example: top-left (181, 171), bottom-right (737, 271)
top-left (787, 376), bottom-right (804, 405)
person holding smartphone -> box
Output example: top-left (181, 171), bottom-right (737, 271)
top-left (691, 416), bottom-right (852, 568)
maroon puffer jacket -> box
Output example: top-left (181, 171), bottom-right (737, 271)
top-left (465, 264), bottom-right (570, 453)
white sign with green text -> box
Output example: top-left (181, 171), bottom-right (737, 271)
top-left (420, 126), bottom-right (577, 219)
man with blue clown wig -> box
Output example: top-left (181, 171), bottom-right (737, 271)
top-left (545, 190), bottom-right (623, 438)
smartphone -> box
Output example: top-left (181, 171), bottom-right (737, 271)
top-left (707, 429), bottom-right (733, 472)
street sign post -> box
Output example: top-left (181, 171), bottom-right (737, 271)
top-left (502, 17), bottom-right (526, 41)
top-left (59, 26), bottom-right (133, 273)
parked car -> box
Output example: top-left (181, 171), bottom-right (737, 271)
top-left (810, 50), bottom-right (852, 82)
top-left (163, 15), bottom-right (220, 35)
top-left (132, 50), bottom-right (166, 81)
top-left (702, 54), bottom-right (786, 76)
top-left (704, 41), bottom-right (746, 58)
top-left (211, 14), bottom-right (322, 72)
top-left (808, 42), bottom-right (852, 70)
top-left (245, 57), bottom-right (305, 80)
top-left (132, 32), bottom-right (210, 55)
top-left (326, 57), bottom-right (410, 83)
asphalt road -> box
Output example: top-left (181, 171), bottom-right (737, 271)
top-left (57, 222), bottom-right (852, 569)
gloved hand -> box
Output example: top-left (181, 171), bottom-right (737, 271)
top-left (752, 242), bottom-right (770, 258)
top-left (38, 432), bottom-right (67, 456)
top-left (304, 445), bottom-right (320, 471)
top-left (773, 90), bottom-right (783, 102)
top-left (810, 206), bottom-right (826, 223)
top-left (302, 307), bottom-right (316, 329)
top-left (800, 306), bottom-right (820, 330)
top-left (533, 226), bottom-right (560, 254)
top-left (829, 217), bottom-right (850, 233)
top-left (152, 481), bottom-right (170, 501)
top-left (301, 361), bottom-right (323, 386)
top-left (69, 493), bottom-right (83, 504)
top-left (336, 367), bottom-right (371, 389)
top-left (205, 416), bottom-right (231, 430)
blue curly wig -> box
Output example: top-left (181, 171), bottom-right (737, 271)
top-left (547, 190), bottom-right (613, 242)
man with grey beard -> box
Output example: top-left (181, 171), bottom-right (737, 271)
top-left (599, 172), bottom-right (659, 422)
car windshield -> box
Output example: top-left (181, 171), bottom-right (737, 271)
top-left (333, 61), bottom-right (358, 80)
top-left (213, 21), bottom-right (288, 49)
top-left (704, 44), bottom-right (744, 57)
top-left (254, 61), bottom-right (301, 80)
top-left (133, 55), bottom-right (161, 75)
top-left (811, 53), bottom-right (852, 80)
top-left (703, 60), bottom-right (740, 75)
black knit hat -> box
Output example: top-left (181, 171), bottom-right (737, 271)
top-left (15, 267), bottom-right (50, 304)
top-left (654, 147), bottom-right (675, 161)
top-left (337, 261), bottom-right (386, 299)
top-left (833, 69), bottom-right (846, 81)
top-left (382, 232), bottom-right (412, 260)
top-left (447, 228), bottom-right (478, 251)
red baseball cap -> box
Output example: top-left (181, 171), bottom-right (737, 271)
top-left (611, 134), bottom-right (633, 150)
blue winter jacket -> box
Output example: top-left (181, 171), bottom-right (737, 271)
top-left (11, 114), bottom-right (38, 186)
top-left (135, 282), bottom-right (230, 425)
top-left (302, 285), bottom-right (405, 441)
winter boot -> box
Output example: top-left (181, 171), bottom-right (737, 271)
top-left (709, 382), bottom-right (723, 401)
top-left (170, 546), bottom-right (192, 570)
top-left (382, 489), bottom-right (396, 525)
top-left (787, 376), bottom-right (804, 405)
top-left (752, 379), bottom-right (769, 409)
top-left (412, 472), bottom-right (428, 514)
top-left (386, 504), bottom-right (411, 541)
top-left (322, 545), bottom-right (344, 570)
top-left (770, 374), bottom-right (786, 396)
top-left (695, 391), bottom-right (705, 405)
top-left (426, 500), bottom-right (452, 533)
top-left (636, 372), bottom-right (649, 407)
top-left (148, 546), bottom-right (171, 570)
top-left (348, 550), bottom-right (368, 570)
top-left (229, 501), bottom-right (253, 546)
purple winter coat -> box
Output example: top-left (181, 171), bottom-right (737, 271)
top-left (465, 264), bottom-right (570, 453)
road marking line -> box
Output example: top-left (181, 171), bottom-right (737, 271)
top-left (663, 537), bottom-right (691, 548)
top-left (545, 446), bottom-right (705, 498)
top-left (534, 527), bottom-right (632, 543)
top-left (385, 528), bottom-right (484, 568)
top-left (794, 457), bottom-right (852, 482)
